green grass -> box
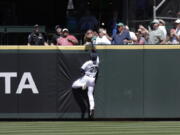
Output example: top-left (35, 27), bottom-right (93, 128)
top-left (0, 121), bottom-right (180, 135)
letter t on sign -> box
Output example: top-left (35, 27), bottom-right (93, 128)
top-left (0, 72), bottom-right (17, 94)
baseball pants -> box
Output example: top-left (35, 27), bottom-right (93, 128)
top-left (72, 75), bottom-right (95, 110)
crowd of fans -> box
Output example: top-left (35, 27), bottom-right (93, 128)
top-left (27, 19), bottom-right (180, 46)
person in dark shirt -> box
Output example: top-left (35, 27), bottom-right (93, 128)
top-left (112, 22), bottom-right (131, 45)
top-left (51, 25), bottom-right (62, 45)
top-left (28, 24), bottom-right (47, 45)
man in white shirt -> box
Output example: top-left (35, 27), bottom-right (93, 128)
top-left (159, 19), bottom-right (167, 39)
top-left (148, 20), bottom-right (166, 44)
top-left (94, 29), bottom-right (111, 45)
top-left (124, 26), bottom-right (137, 44)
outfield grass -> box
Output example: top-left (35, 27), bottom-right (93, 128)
top-left (0, 121), bottom-right (180, 135)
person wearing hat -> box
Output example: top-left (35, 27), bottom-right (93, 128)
top-left (28, 24), bottom-right (47, 45)
top-left (170, 19), bottom-right (180, 44)
top-left (51, 25), bottom-right (62, 45)
top-left (57, 28), bottom-right (78, 46)
top-left (159, 19), bottom-right (167, 38)
top-left (148, 20), bottom-right (166, 44)
top-left (112, 22), bottom-right (132, 45)
top-left (94, 28), bottom-right (111, 45)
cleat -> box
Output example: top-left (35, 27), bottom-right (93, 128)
top-left (89, 109), bottom-right (94, 119)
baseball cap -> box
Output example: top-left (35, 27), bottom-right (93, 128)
top-left (151, 19), bottom-right (159, 24)
top-left (159, 19), bottom-right (166, 25)
top-left (117, 22), bottom-right (124, 27)
top-left (62, 28), bottom-right (69, 32)
top-left (125, 25), bottom-right (129, 30)
top-left (55, 25), bottom-right (61, 30)
top-left (99, 28), bottom-right (107, 34)
top-left (34, 24), bottom-right (39, 28)
top-left (175, 19), bottom-right (180, 24)
top-left (90, 53), bottom-right (98, 61)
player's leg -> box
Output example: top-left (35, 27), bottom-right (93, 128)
top-left (72, 76), bottom-right (87, 90)
top-left (87, 86), bottom-right (95, 118)
top-left (86, 77), bottom-right (96, 119)
top-left (72, 78), bottom-right (82, 89)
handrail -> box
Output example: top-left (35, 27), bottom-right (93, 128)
top-left (0, 45), bottom-right (179, 50)
top-left (0, 26), bottom-right (46, 33)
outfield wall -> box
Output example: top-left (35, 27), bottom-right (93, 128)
top-left (0, 45), bottom-right (180, 119)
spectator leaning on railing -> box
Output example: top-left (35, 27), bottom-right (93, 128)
top-left (168, 28), bottom-right (177, 44)
top-left (94, 28), bottom-right (111, 45)
top-left (148, 20), bottom-right (166, 45)
top-left (57, 28), bottom-right (78, 46)
top-left (124, 26), bottom-right (137, 44)
top-left (83, 29), bottom-right (95, 45)
top-left (159, 19), bottom-right (167, 39)
top-left (171, 19), bottom-right (180, 44)
top-left (28, 24), bottom-right (47, 46)
top-left (136, 26), bottom-right (148, 45)
top-left (112, 22), bottom-right (132, 45)
top-left (51, 25), bottom-right (62, 45)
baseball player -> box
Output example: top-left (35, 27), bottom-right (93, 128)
top-left (72, 53), bottom-right (100, 119)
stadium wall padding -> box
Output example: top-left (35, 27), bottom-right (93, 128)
top-left (0, 46), bottom-right (180, 119)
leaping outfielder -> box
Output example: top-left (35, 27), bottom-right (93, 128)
top-left (72, 53), bottom-right (99, 119)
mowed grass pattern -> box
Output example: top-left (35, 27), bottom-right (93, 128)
top-left (0, 121), bottom-right (180, 135)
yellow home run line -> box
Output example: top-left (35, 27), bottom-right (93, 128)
top-left (0, 45), bottom-right (179, 50)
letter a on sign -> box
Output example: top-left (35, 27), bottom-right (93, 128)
top-left (16, 72), bottom-right (39, 94)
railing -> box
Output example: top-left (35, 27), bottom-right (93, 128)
top-left (0, 26), bottom-right (46, 45)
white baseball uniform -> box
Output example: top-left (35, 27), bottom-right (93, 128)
top-left (72, 57), bottom-right (99, 110)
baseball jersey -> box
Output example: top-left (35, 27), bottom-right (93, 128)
top-left (81, 57), bottom-right (99, 78)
